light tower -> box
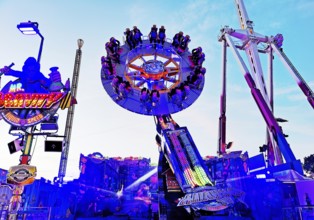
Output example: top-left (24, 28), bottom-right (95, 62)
top-left (57, 39), bottom-right (84, 184)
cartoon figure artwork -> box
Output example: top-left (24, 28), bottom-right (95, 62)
top-left (0, 56), bottom-right (71, 127)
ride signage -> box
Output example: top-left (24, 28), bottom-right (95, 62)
top-left (177, 187), bottom-right (245, 210)
top-left (7, 164), bottom-right (37, 186)
top-left (0, 92), bottom-right (64, 109)
top-left (0, 57), bottom-right (72, 127)
top-left (0, 91), bottom-right (65, 126)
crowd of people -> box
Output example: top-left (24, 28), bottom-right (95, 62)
top-left (101, 25), bottom-right (206, 109)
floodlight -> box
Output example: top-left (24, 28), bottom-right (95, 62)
top-left (17, 21), bottom-right (44, 63)
top-left (17, 21), bottom-right (40, 35)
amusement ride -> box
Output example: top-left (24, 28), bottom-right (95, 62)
top-left (0, 0), bottom-right (313, 219)
top-left (99, 0), bottom-right (313, 218)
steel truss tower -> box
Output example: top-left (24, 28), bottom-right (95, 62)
top-left (58, 39), bottom-right (84, 184)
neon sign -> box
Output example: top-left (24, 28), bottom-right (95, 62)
top-left (0, 89), bottom-right (69, 126)
top-left (0, 57), bottom-right (71, 127)
top-left (0, 92), bottom-right (64, 109)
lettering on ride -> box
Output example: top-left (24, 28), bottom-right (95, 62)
top-left (26, 114), bottom-right (44, 124)
top-left (177, 188), bottom-right (244, 206)
top-left (0, 92), bottom-right (64, 109)
top-left (4, 111), bottom-right (20, 124)
top-left (9, 83), bottom-right (24, 93)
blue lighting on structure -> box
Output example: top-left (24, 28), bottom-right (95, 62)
top-left (17, 21), bottom-right (44, 63)
top-left (17, 21), bottom-right (40, 35)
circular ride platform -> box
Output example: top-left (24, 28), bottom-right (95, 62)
top-left (101, 38), bottom-right (205, 116)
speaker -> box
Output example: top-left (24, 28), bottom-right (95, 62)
top-left (45, 140), bottom-right (63, 152)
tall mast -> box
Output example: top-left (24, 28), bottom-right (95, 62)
top-left (58, 39), bottom-right (84, 184)
top-left (218, 38), bottom-right (227, 155)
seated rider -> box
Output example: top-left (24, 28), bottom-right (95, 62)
top-left (172, 31), bottom-right (184, 48)
top-left (124, 28), bottom-right (135, 50)
top-left (191, 47), bottom-right (205, 66)
top-left (133, 26), bottom-right (143, 46)
top-left (158, 26), bottom-right (166, 46)
top-left (149, 25), bottom-right (158, 45)
top-left (109, 37), bottom-right (120, 53)
top-left (178, 35), bottom-right (190, 52)
top-left (105, 41), bottom-right (120, 63)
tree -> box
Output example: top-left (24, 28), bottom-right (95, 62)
top-left (303, 154), bottom-right (314, 174)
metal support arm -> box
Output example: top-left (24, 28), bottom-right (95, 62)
top-left (271, 43), bottom-right (314, 109)
top-left (225, 33), bottom-right (296, 163)
top-left (218, 39), bottom-right (227, 155)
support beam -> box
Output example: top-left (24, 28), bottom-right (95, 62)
top-left (218, 39), bottom-right (227, 155)
top-left (225, 33), bottom-right (296, 163)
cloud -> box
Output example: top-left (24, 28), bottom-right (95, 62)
top-left (275, 84), bottom-right (300, 96)
top-left (296, 1), bottom-right (314, 16)
top-left (269, 21), bottom-right (282, 29)
top-left (274, 81), bottom-right (314, 102)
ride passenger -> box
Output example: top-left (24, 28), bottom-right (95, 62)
top-left (158, 26), bottom-right (166, 46)
top-left (174, 88), bottom-right (184, 108)
top-left (180, 82), bottom-right (190, 100)
top-left (133, 26), bottom-right (143, 47)
top-left (178, 35), bottom-right (190, 53)
top-left (140, 88), bottom-right (152, 113)
top-left (193, 65), bottom-right (206, 76)
top-left (118, 81), bottom-right (129, 99)
top-left (140, 88), bottom-right (150, 103)
top-left (101, 56), bottom-right (115, 77)
top-left (124, 28), bottom-right (135, 50)
top-left (105, 41), bottom-right (120, 63)
top-left (111, 75), bottom-right (122, 95)
top-left (151, 89), bottom-right (160, 107)
top-left (110, 37), bottom-right (120, 53)
top-left (149, 25), bottom-right (158, 47)
top-left (191, 47), bottom-right (205, 66)
top-left (193, 71), bottom-right (205, 89)
top-left (197, 52), bottom-right (205, 66)
top-left (172, 31), bottom-right (184, 49)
